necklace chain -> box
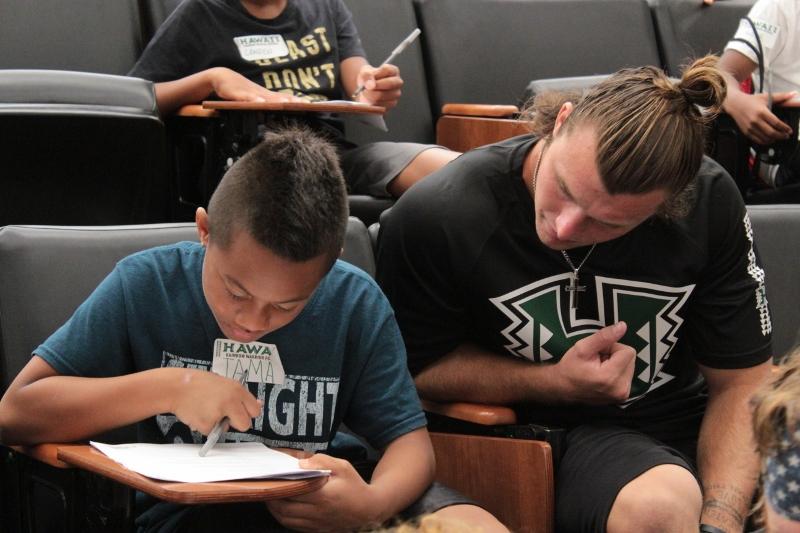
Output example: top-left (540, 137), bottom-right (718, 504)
top-left (530, 140), bottom-right (597, 306)
top-left (561, 245), bottom-right (596, 274)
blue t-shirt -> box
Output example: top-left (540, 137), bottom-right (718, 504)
top-left (36, 242), bottom-right (425, 452)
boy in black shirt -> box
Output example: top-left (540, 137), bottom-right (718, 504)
top-left (130, 0), bottom-right (458, 197)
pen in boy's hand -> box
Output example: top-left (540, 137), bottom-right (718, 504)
top-left (198, 369), bottom-right (249, 457)
top-left (351, 28), bottom-right (421, 99)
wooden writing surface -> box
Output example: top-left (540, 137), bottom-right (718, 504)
top-left (57, 444), bottom-right (326, 504)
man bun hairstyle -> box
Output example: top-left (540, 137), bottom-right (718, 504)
top-left (207, 123), bottom-right (348, 264)
top-left (525, 56), bottom-right (726, 218)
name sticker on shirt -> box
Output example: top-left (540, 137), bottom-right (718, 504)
top-left (233, 34), bottom-right (289, 61)
top-left (212, 339), bottom-right (285, 385)
top-left (742, 18), bottom-right (780, 49)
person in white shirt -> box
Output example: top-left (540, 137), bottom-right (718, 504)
top-left (719, 0), bottom-right (800, 188)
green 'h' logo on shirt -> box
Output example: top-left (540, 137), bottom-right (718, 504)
top-left (490, 274), bottom-right (694, 405)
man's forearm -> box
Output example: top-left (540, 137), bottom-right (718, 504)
top-left (698, 365), bottom-right (770, 532)
top-left (414, 343), bottom-right (560, 404)
top-left (701, 484), bottom-right (753, 533)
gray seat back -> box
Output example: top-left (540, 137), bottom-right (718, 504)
top-left (0, 0), bottom-right (144, 74)
top-left (747, 205), bottom-right (800, 360)
top-left (139, 0), bottom-right (186, 45)
top-left (342, 218), bottom-right (377, 277)
top-left (0, 69), bottom-right (157, 111)
top-left (0, 224), bottom-right (198, 393)
top-left (0, 218), bottom-right (374, 393)
top-left (414, 0), bottom-right (661, 113)
top-left (648, 0), bottom-right (756, 77)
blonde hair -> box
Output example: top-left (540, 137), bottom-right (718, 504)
top-left (750, 346), bottom-right (800, 525)
top-left (523, 56), bottom-right (726, 219)
top-left (753, 347), bottom-right (800, 458)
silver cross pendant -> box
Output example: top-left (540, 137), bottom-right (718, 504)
top-left (565, 271), bottom-right (587, 310)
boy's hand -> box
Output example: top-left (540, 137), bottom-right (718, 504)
top-left (551, 322), bottom-right (637, 405)
top-left (169, 369), bottom-right (262, 435)
top-left (210, 67), bottom-right (304, 104)
top-left (354, 64), bottom-right (403, 110)
top-left (727, 91), bottom-right (795, 146)
top-left (266, 454), bottom-right (382, 531)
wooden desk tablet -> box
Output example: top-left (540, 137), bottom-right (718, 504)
top-left (54, 444), bottom-right (326, 504)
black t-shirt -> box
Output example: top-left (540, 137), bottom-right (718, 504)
top-left (130, 0), bottom-right (365, 102)
top-left (377, 134), bottom-right (773, 438)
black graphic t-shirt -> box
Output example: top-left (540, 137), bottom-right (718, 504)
top-left (130, 0), bottom-right (365, 102)
top-left (377, 135), bottom-right (773, 439)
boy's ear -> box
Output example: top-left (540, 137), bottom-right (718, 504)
top-left (196, 208), bottom-right (210, 246)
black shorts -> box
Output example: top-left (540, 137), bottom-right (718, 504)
top-left (257, 114), bottom-right (442, 199)
top-left (399, 481), bottom-right (478, 521)
top-left (555, 424), bottom-right (698, 532)
top-left (339, 141), bottom-right (442, 198)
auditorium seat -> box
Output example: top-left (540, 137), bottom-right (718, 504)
top-left (0, 2), bottom-right (175, 226)
top-left (436, 103), bottom-right (527, 153)
top-left (0, 223), bottom-right (198, 533)
top-left (414, 0), bottom-right (661, 113)
top-left (748, 205), bottom-right (800, 359)
top-left (648, 0), bottom-right (756, 77)
top-left (0, 0), bottom-right (144, 74)
top-left (0, 70), bottom-right (173, 226)
top-left (0, 224), bottom-right (195, 394)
